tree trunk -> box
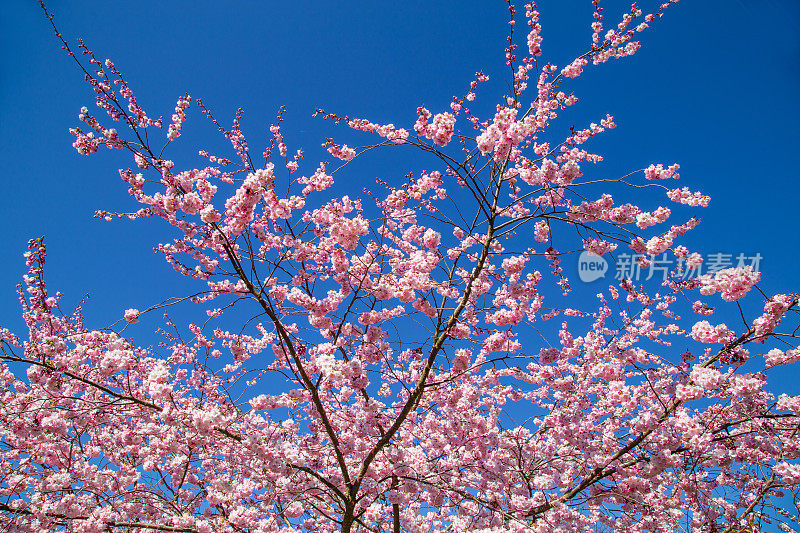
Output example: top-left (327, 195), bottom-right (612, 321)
top-left (341, 505), bottom-right (355, 533)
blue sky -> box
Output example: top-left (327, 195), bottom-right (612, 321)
top-left (1, 0), bottom-right (798, 373)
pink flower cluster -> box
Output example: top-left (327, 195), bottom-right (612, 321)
top-left (525, 4), bottom-right (543, 57)
top-left (764, 347), bottom-right (800, 368)
top-left (698, 267), bottom-right (760, 301)
top-left (692, 300), bottom-right (714, 316)
top-left (775, 462), bottom-right (800, 484)
top-left (690, 320), bottom-right (734, 344)
top-left (560, 57), bottom-right (588, 78)
top-left (167, 94), bottom-right (191, 141)
top-left (582, 238), bottom-right (617, 255)
top-left (223, 166), bottom-right (275, 235)
top-left (123, 308), bottom-right (140, 324)
top-left (414, 107), bottom-right (456, 147)
top-left (690, 365), bottom-right (726, 391)
top-left (533, 220), bottom-right (549, 242)
top-left (476, 106), bottom-right (530, 159)
top-left (326, 142), bottom-right (357, 161)
top-left (636, 206), bottom-right (670, 229)
top-left (480, 330), bottom-right (521, 356)
top-left (328, 214), bottom-right (369, 250)
top-left (70, 106), bottom-right (124, 154)
top-left (359, 305), bottom-right (405, 326)
top-left (569, 194), bottom-right (615, 223)
top-left (667, 186), bottom-right (710, 207)
top-left (288, 164), bottom-right (328, 195)
top-left (754, 294), bottom-right (796, 338)
top-left (346, 117), bottom-right (409, 142)
top-left (644, 163), bottom-right (680, 180)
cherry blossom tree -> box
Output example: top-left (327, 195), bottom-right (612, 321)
top-left (2, 1), bottom-right (799, 532)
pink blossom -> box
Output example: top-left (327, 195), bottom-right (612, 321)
top-left (636, 206), bottom-right (670, 228)
top-left (754, 294), bottom-right (796, 338)
top-left (326, 143), bottom-right (356, 161)
top-left (690, 320), bottom-right (733, 343)
top-left (583, 238), bottom-right (617, 255)
top-left (199, 204), bottom-right (221, 223)
top-left (698, 267), bottom-right (760, 301)
top-left (775, 462), bottom-right (800, 484)
top-left (415, 107), bottom-right (456, 147)
top-left (422, 228), bottom-right (441, 250)
top-left (533, 220), bottom-right (549, 242)
top-left (123, 308), bottom-right (139, 323)
top-left (561, 57), bottom-right (588, 78)
top-left (329, 214), bottom-right (369, 250)
top-left (764, 347), bottom-right (800, 368)
top-left (667, 186), bottom-right (710, 207)
top-left (690, 365), bottom-right (725, 390)
top-left (644, 163), bottom-right (680, 180)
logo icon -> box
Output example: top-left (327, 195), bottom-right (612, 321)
top-left (578, 251), bottom-right (608, 282)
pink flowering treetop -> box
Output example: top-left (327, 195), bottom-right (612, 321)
top-left (1, 1), bottom-right (799, 532)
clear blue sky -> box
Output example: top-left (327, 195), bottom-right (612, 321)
top-left (1, 0), bottom-right (798, 362)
